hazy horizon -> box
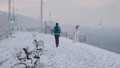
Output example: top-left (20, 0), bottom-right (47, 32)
top-left (0, 0), bottom-right (120, 28)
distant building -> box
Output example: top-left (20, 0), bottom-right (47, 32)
top-left (98, 19), bottom-right (103, 29)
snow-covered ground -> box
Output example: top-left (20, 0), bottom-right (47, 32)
top-left (0, 32), bottom-right (120, 68)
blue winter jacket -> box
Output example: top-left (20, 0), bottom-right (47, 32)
top-left (52, 26), bottom-right (61, 35)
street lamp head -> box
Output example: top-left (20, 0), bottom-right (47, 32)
top-left (75, 25), bottom-right (79, 30)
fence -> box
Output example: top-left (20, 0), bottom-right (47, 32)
top-left (0, 31), bottom-right (9, 40)
top-left (79, 35), bottom-right (86, 42)
top-left (50, 29), bottom-right (86, 43)
top-left (0, 30), bottom-right (14, 40)
top-left (26, 27), bottom-right (87, 43)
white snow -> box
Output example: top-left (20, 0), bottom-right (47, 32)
top-left (0, 32), bottom-right (120, 68)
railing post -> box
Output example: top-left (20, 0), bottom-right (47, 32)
top-left (66, 32), bottom-right (67, 38)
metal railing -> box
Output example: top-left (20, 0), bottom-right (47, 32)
top-left (0, 29), bottom-right (14, 40)
top-left (25, 27), bottom-right (87, 43)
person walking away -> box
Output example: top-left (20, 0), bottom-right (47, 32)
top-left (53, 23), bottom-right (61, 47)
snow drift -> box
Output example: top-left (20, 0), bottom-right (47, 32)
top-left (0, 32), bottom-right (120, 68)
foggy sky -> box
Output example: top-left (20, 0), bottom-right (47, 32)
top-left (0, 0), bottom-right (120, 28)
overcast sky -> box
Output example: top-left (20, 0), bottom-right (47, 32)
top-left (0, 0), bottom-right (120, 28)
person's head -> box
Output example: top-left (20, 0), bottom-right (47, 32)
top-left (56, 23), bottom-right (58, 26)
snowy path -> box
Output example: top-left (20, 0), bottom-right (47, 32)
top-left (0, 32), bottom-right (120, 68)
top-left (35, 32), bottom-right (120, 68)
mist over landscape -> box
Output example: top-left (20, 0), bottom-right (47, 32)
top-left (79, 27), bottom-right (120, 54)
top-left (1, 0), bottom-right (120, 68)
top-left (61, 25), bottom-right (120, 54)
top-left (1, 11), bottom-right (120, 54)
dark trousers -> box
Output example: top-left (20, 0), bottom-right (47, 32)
top-left (55, 35), bottom-right (60, 47)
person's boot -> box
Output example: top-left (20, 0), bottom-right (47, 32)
top-left (56, 44), bottom-right (58, 47)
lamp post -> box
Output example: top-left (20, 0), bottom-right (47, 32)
top-left (8, 0), bottom-right (11, 22)
top-left (8, 0), bottom-right (16, 32)
top-left (8, 0), bottom-right (14, 24)
top-left (49, 10), bottom-right (51, 21)
top-left (75, 25), bottom-right (79, 42)
top-left (40, 0), bottom-right (43, 30)
top-left (13, 0), bottom-right (15, 20)
top-left (73, 25), bottom-right (79, 43)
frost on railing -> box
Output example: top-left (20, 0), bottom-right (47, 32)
top-left (0, 31), bottom-right (9, 40)
top-left (0, 30), bottom-right (16, 40)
